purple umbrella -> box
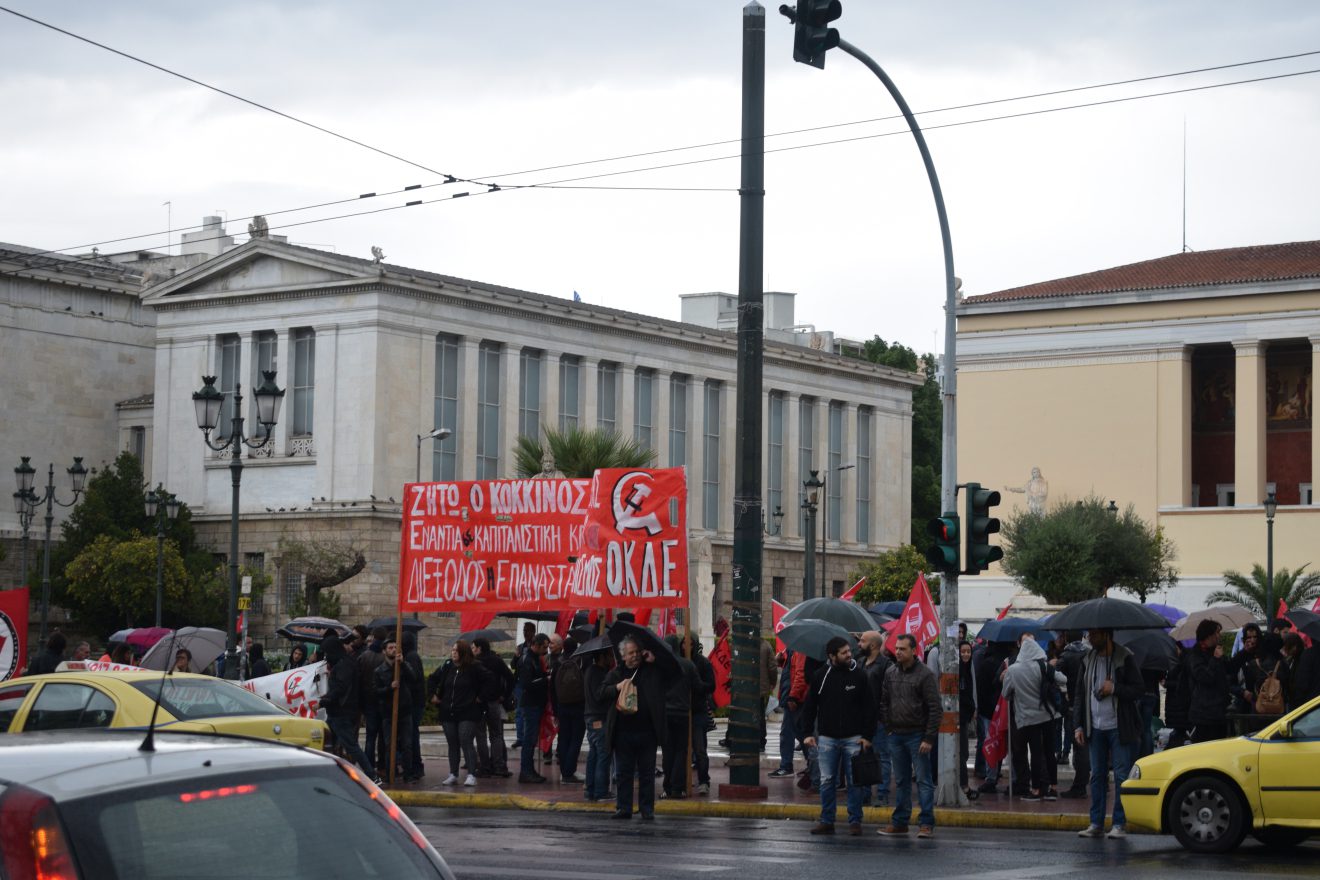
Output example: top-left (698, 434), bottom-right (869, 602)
top-left (1144, 603), bottom-right (1185, 627)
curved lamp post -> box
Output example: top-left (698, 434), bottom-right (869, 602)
top-left (415, 426), bottom-right (453, 482)
top-left (145, 485), bottom-right (181, 627)
top-left (193, 371), bottom-right (284, 679)
top-left (13, 455), bottom-right (88, 644)
top-left (1263, 491), bottom-right (1278, 622)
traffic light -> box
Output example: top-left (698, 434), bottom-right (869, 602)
top-left (781, 0), bottom-right (842, 69)
top-left (925, 512), bottom-right (959, 575)
top-left (964, 482), bottom-right (1003, 574)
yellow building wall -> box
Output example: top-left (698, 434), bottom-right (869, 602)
top-left (1158, 507), bottom-right (1320, 578)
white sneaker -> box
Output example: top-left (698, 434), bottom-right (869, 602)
top-left (1106, 825), bottom-right (1127, 839)
top-left (463, 774), bottom-right (477, 787)
top-left (441, 773), bottom-right (458, 785)
top-left (1077, 825), bottom-right (1103, 838)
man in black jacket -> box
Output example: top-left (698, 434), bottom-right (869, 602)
top-left (799, 636), bottom-right (875, 836)
top-left (599, 637), bottom-right (676, 820)
top-left (26, 631), bottom-right (66, 675)
top-left (1187, 619), bottom-right (1230, 743)
top-left (356, 627), bottom-right (389, 772)
top-left (973, 641), bottom-right (1009, 794)
top-left (473, 637), bottom-right (515, 777)
top-left (689, 638), bottom-right (715, 795)
top-left (517, 633), bottom-right (551, 783)
top-left (660, 634), bottom-right (702, 799)
top-left (322, 634), bottom-right (379, 782)
top-left (1054, 632), bottom-right (1091, 797)
top-left (858, 630), bottom-right (892, 806)
top-left (374, 638), bottom-right (418, 782)
top-left (401, 631), bottom-right (426, 779)
top-left (1072, 627), bottom-right (1143, 839)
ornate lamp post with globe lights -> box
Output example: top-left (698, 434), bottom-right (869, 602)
top-left (13, 456), bottom-right (88, 643)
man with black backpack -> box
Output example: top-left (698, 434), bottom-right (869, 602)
top-left (1002, 634), bottom-right (1067, 800)
top-left (553, 637), bottom-right (587, 783)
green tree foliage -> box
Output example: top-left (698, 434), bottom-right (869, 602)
top-left (848, 544), bottom-right (941, 605)
top-left (1205, 563), bottom-right (1320, 618)
top-left (278, 538), bottom-right (364, 617)
top-left (513, 426), bottom-right (657, 479)
top-left (1000, 495), bottom-right (1178, 605)
top-left (65, 533), bottom-right (189, 631)
top-left (851, 338), bottom-right (942, 553)
top-left (185, 562), bottom-right (272, 631)
top-left (288, 588), bottom-right (342, 621)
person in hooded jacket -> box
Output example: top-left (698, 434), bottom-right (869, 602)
top-left (401, 631), bottom-right (427, 779)
top-left (472, 637), bottom-right (516, 777)
top-left (973, 641), bottom-right (1010, 794)
top-left (374, 638), bottom-right (418, 782)
top-left (688, 636), bottom-right (715, 795)
top-left (1002, 635), bottom-right (1066, 800)
top-left (25, 631), bottom-right (66, 676)
top-left (248, 642), bottom-right (271, 679)
top-left (660, 634), bottom-right (703, 799)
top-left (428, 639), bottom-right (491, 787)
top-left (356, 627), bottom-right (389, 774)
top-left (958, 641), bottom-right (976, 790)
top-left (798, 636), bottom-right (875, 836)
top-left (321, 633), bottom-right (379, 783)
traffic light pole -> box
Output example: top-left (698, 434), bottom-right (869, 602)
top-left (725, 0), bottom-right (767, 796)
top-left (835, 37), bottom-right (966, 807)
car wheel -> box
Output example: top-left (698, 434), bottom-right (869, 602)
top-left (1252, 827), bottom-right (1312, 848)
top-left (1167, 776), bottom-right (1247, 854)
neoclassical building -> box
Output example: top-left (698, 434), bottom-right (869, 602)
top-left (956, 240), bottom-right (1320, 616)
top-left (143, 238), bottom-right (921, 647)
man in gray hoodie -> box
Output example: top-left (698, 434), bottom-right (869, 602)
top-left (1002, 635), bottom-right (1067, 800)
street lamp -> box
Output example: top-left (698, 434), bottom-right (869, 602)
top-left (13, 455), bottom-right (88, 644)
top-left (1263, 491), bottom-right (1278, 622)
top-left (145, 485), bottom-right (181, 628)
top-left (11, 489), bottom-right (36, 594)
top-left (415, 426), bottom-right (453, 482)
top-left (1106, 500), bottom-right (1119, 515)
top-left (194, 371), bottom-right (284, 679)
top-left (762, 505), bottom-right (784, 536)
top-left (802, 470), bottom-right (824, 600)
top-left (820, 463), bottom-right (855, 595)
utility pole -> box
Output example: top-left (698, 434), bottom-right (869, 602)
top-left (724, 0), bottom-right (767, 798)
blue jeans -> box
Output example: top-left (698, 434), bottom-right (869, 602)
top-left (585, 720), bottom-right (611, 799)
top-left (520, 705), bottom-right (544, 777)
top-left (1087, 727), bottom-right (1132, 828)
top-left (889, 731), bottom-right (935, 828)
top-left (778, 705), bottom-right (798, 771)
top-left (817, 735), bottom-right (865, 826)
top-left (870, 722), bottom-right (891, 802)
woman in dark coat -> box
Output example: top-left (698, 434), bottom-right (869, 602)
top-left (429, 639), bottom-right (491, 787)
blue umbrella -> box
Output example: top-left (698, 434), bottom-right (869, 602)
top-left (977, 617), bottom-right (1055, 644)
top-left (868, 601), bottom-right (908, 618)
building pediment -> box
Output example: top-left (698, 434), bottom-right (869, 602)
top-left (142, 240), bottom-right (377, 303)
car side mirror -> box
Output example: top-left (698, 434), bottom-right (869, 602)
top-left (1275, 722), bottom-right (1293, 740)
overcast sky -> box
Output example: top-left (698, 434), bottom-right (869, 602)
top-left (2, 1), bottom-right (1317, 352)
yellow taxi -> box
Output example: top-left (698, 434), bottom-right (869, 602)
top-left (0, 670), bottom-right (326, 749)
top-left (1121, 694), bottom-right (1320, 852)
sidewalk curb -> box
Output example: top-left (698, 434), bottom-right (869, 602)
top-left (387, 790), bottom-right (1093, 832)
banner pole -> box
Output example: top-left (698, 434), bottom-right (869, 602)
top-left (389, 615), bottom-right (404, 784)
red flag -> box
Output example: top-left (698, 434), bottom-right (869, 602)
top-left (0, 588), bottom-right (28, 681)
top-left (633, 608), bottom-right (654, 628)
top-left (1312, 596), bottom-right (1320, 612)
top-left (1278, 598), bottom-right (1289, 619)
top-left (555, 609), bottom-right (574, 638)
top-left (459, 610), bottom-right (497, 632)
top-left (884, 573), bottom-right (941, 656)
top-left (996, 602), bottom-right (1013, 621)
top-left (771, 599), bottom-right (789, 653)
top-left (840, 577), bottom-right (866, 602)
top-left (538, 698), bottom-right (558, 754)
top-left (981, 696), bottom-right (1010, 767)
top-left (710, 635), bottom-right (732, 708)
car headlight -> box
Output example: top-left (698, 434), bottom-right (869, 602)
top-left (1128, 764), bottom-right (1141, 780)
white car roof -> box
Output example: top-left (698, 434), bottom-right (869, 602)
top-left (0, 730), bottom-right (334, 801)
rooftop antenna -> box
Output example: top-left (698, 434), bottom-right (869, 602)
top-left (1181, 118), bottom-right (1189, 253)
top-left (162, 201), bottom-right (172, 256)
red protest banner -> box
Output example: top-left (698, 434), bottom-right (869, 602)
top-left (771, 599), bottom-right (789, 653)
top-left (982, 695), bottom-right (1010, 767)
top-left (572, 468), bottom-right (688, 610)
top-left (884, 573), bottom-right (940, 656)
top-left (710, 634), bottom-right (732, 708)
top-left (398, 477), bottom-right (592, 613)
top-left (0, 588), bottom-right (29, 681)
top-left (839, 577), bottom-right (865, 602)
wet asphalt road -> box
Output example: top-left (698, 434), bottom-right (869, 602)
top-left (409, 807), bottom-right (1319, 880)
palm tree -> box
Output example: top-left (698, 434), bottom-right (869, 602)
top-left (512, 426), bottom-right (657, 479)
top-left (1205, 563), bottom-right (1320, 617)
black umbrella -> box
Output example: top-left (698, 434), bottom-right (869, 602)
top-left (574, 634), bottom-right (615, 658)
top-left (454, 628), bottom-right (513, 644)
top-left (1044, 598), bottom-right (1172, 632)
top-left (867, 610), bottom-right (896, 629)
top-left (569, 626), bottom-right (598, 644)
top-left (778, 618), bottom-right (857, 662)
top-left (276, 616), bottom-right (353, 643)
top-left (1116, 629), bottom-right (1180, 673)
top-left (977, 617), bottom-right (1055, 644)
top-left (1284, 608), bottom-right (1320, 641)
top-left (781, 597), bottom-right (874, 632)
top-left (607, 619), bottom-right (680, 678)
top-left (366, 616), bottom-right (428, 633)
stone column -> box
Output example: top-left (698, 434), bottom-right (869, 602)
top-left (654, 369), bottom-right (671, 465)
top-left (502, 345), bottom-right (520, 475)
top-left (310, 325), bottom-right (337, 497)
top-left (457, 338), bottom-right (480, 480)
top-left (415, 332), bottom-right (438, 482)
top-left (842, 403), bottom-right (859, 545)
top-left (618, 364), bottom-right (636, 443)
top-left (1156, 346), bottom-right (1192, 507)
top-left (542, 350), bottom-right (561, 440)
top-left (271, 329), bottom-right (291, 457)
top-left (784, 392), bottom-right (801, 539)
top-left (718, 379), bottom-right (735, 536)
top-left (688, 375), bottom-right (705, 530)
top-left (1234, 340), bottom-right (1266, 507)
top-left (582, 358), bottom-right (599, 428)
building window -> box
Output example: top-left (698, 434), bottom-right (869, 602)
top-left (634, 369), bottom-right (655, 450)
top-left (433, 334), bottom-right (459, 481)
top-left (558, 356), bottom-right (580, 430)
top-left (772, 576), bottom-right (785, 604)
top-left (856, 407), bottom-right (872, 542)
top-left (703, 380), bottom-right (721, 529)
top-left (768, 392), bottom-right (784, 526)
top-left (129, 426), bottom-right (146, 463)
top-left (598, 362), bottom-right (618, 432)
top-left (250, 331), bottom-right (277, 438)
top-left (244, 552), bottom-right (265, 614)
top-left (216, 334), bottom-right (240, 440)
top-left (291, 329), bottom-right (315, 437)
top-left (798, 396), bottom-right (816, 528)
top-left (477, 342), bottom-right (502, 479)
top-left (669, 375), bottom-right (688, 468)
top-left (519, 348), bottom-right (542, 440)
top-left (281, 562), bottom-right (303, 615)
top-left (827, 401), bottom-right (843, 542)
